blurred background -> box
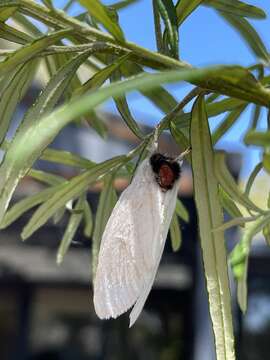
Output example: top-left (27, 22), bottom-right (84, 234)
top-left (1, 1), bottom-right (270, 359)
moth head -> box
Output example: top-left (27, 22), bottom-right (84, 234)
top-left (149, 148), bottom-right (191, 191)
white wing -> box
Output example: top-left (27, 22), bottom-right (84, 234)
top-left (93, 157), bottom-right (179, 325)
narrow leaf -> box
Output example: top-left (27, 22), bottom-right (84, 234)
top-left (0, 7), bottom-right (17, 22)
top-left (0, 184), bottom-right (63, 229)
top-left (170, 211), bottom-right (182, 251)
top-left (220, 12), bottom-right (269, 64)
top-left (244, 162), bottom-right (263, 197)
top-left (213, 215), bottom-right (260, 232)
top-left (0, 51), bottom-right (91, 222)
top-left (57, 195), bottom-right (85, 264)
top-left (219, 187), bottom-right (243, 220)
top-left (157, 0), bottom-right (179, 59)
top-left (175, 0), bottom-right (203, 26)
top-left (83, 200), bottom-right (93, 238)
top-left (0, 29), bottom-right (72, 76)
top-left (79, 0), bottom-right (125, 42)
top-left (1, 65), bottom-right (270, 223)
top-left (214, 151), bottom-right (263, 214)
top-left (21, 156), bottom-right (125, 239)
top-left (191, 95), bottom-right (235, 360)
top-left (230, 214), bottom-right (270, 312)
top-left (244, 130), bottom-right (270, 147)
top-left (0, 22), bottom-right (33, 45)
top-left (175, 198), bottom-right (189, 222)
top-left (92, 174), bottom-right (117, 278)
top-left (0, 59), bottom-right (38, 145)
top-left (212, 105), bottom-right (246, 144)
top-left (205, 0), bottom-right (266, 19)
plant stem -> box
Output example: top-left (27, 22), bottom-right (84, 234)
top-left (13, 0), bottom-right (191, 70)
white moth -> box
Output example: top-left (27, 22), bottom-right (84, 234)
top-left (93, 141), bottom-right (189, 327)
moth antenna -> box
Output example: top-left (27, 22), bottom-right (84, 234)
top-left (175, 147), bottom-right (191, 162)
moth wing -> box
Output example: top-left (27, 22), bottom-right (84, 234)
top-left (129, 182), bottom-right (179, 327)
top-left (93, 158), bottom-right (179, 324)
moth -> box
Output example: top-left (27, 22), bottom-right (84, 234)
top-left (93, 141), bottom-right (190, 327)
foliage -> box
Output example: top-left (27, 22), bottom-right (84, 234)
top-left (0, 1), bottom-right (269, 358)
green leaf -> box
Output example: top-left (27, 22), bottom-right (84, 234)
top-left (204, 0), bottom-right (266, 19)
top-left (110, 61), bottom-right (144, 139)
top-left (0, 21), bottom-right (33, 45)
top-left (175, 0), bottom-right (203, 26)
top-left (21, 155), bottom-right (125, 239)
top-left (0, 28), bottom-right (72, 76)
top-left (170, 211), bottom-right (182, 251)
top-left (79, 0), bottom-right (125, 42)
top-left (74, 53), bottom-right (131, 97)
top-left (219, 187), bottom-right (243, 220)
top-left (121, 62), bottom-right (179, 114)
top-left (1, 65), bottom-right (270, 223)
top-left (0, 51), bottom-right (91, 223)
top-left (244, 162), bottom-right (263, 197)
top-left (212, 105), bottom-right (246, 144)
top-left (230, 214), bottom-right (270, 312)
top-left (220, 12), bottom-right (269, 64)
top-left (191, 95), bottom-right (235, 360)
top-left (214, 151), bottom-right (263, 214)
top-left (244, 130), bottom-right (270, 147)
top-left (263, 223), bottom-right (270, 246)
top-left (213, 215), bottom-right (259, 232)
top-left (0, 59), bottom-right (38, 145)
top-left (175, 198), bottom-right (189, 222)
top-left (92, 174), bottom-right (117, 278)
top-left (157, 0), bottom-right (179, 59)
top-left (113, 95), bottom-right (144, 139)
top-left (0, 184), bottom-right (63, 230)
top-left (85, 111), bottom-right (108, 139)
top-left (109, 0), bottom-right (139, 10)
top-left (0, 7), bottom-right (17, 22)
top-left (263, 152), bottom-right (270, 174)
top-left (83, 200), bottom-right (93, 238)
top-left (57, 195), bottom-right (85, 264)
top-left (28, 169), bottom-right (65, 186)
top-left (153, 0), bottom-right (164, 54)
top-left (170, 121), bottom-right (189, 149)
top-left (40, 147), bottom-right (95, 169)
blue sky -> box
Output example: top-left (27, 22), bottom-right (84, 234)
top-left (62, 0), bottom-right (270, 178)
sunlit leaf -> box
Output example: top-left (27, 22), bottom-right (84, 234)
top-left (175, 0), bottom-right (203, 26)
top-left (0, 21), bottom-right (33, 45)
top-left (157, 0), bottom-right (179, 59)
top-left (205, 0), bottom-right (266, 19)
top-left (0, 51), bottom-right (91, 223)
top-left (79, 0), bottom-right (125, 42)
top-left (244, 130), bottom-right (270, 147)
top-left (0, 58), bottom-right (38, 145)
top-left (0, 29), bottom-right (72, 76)
top-left (1, 65), bottom-right (270, 223)
top-left (191, 95), bottom-right (235, 359)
